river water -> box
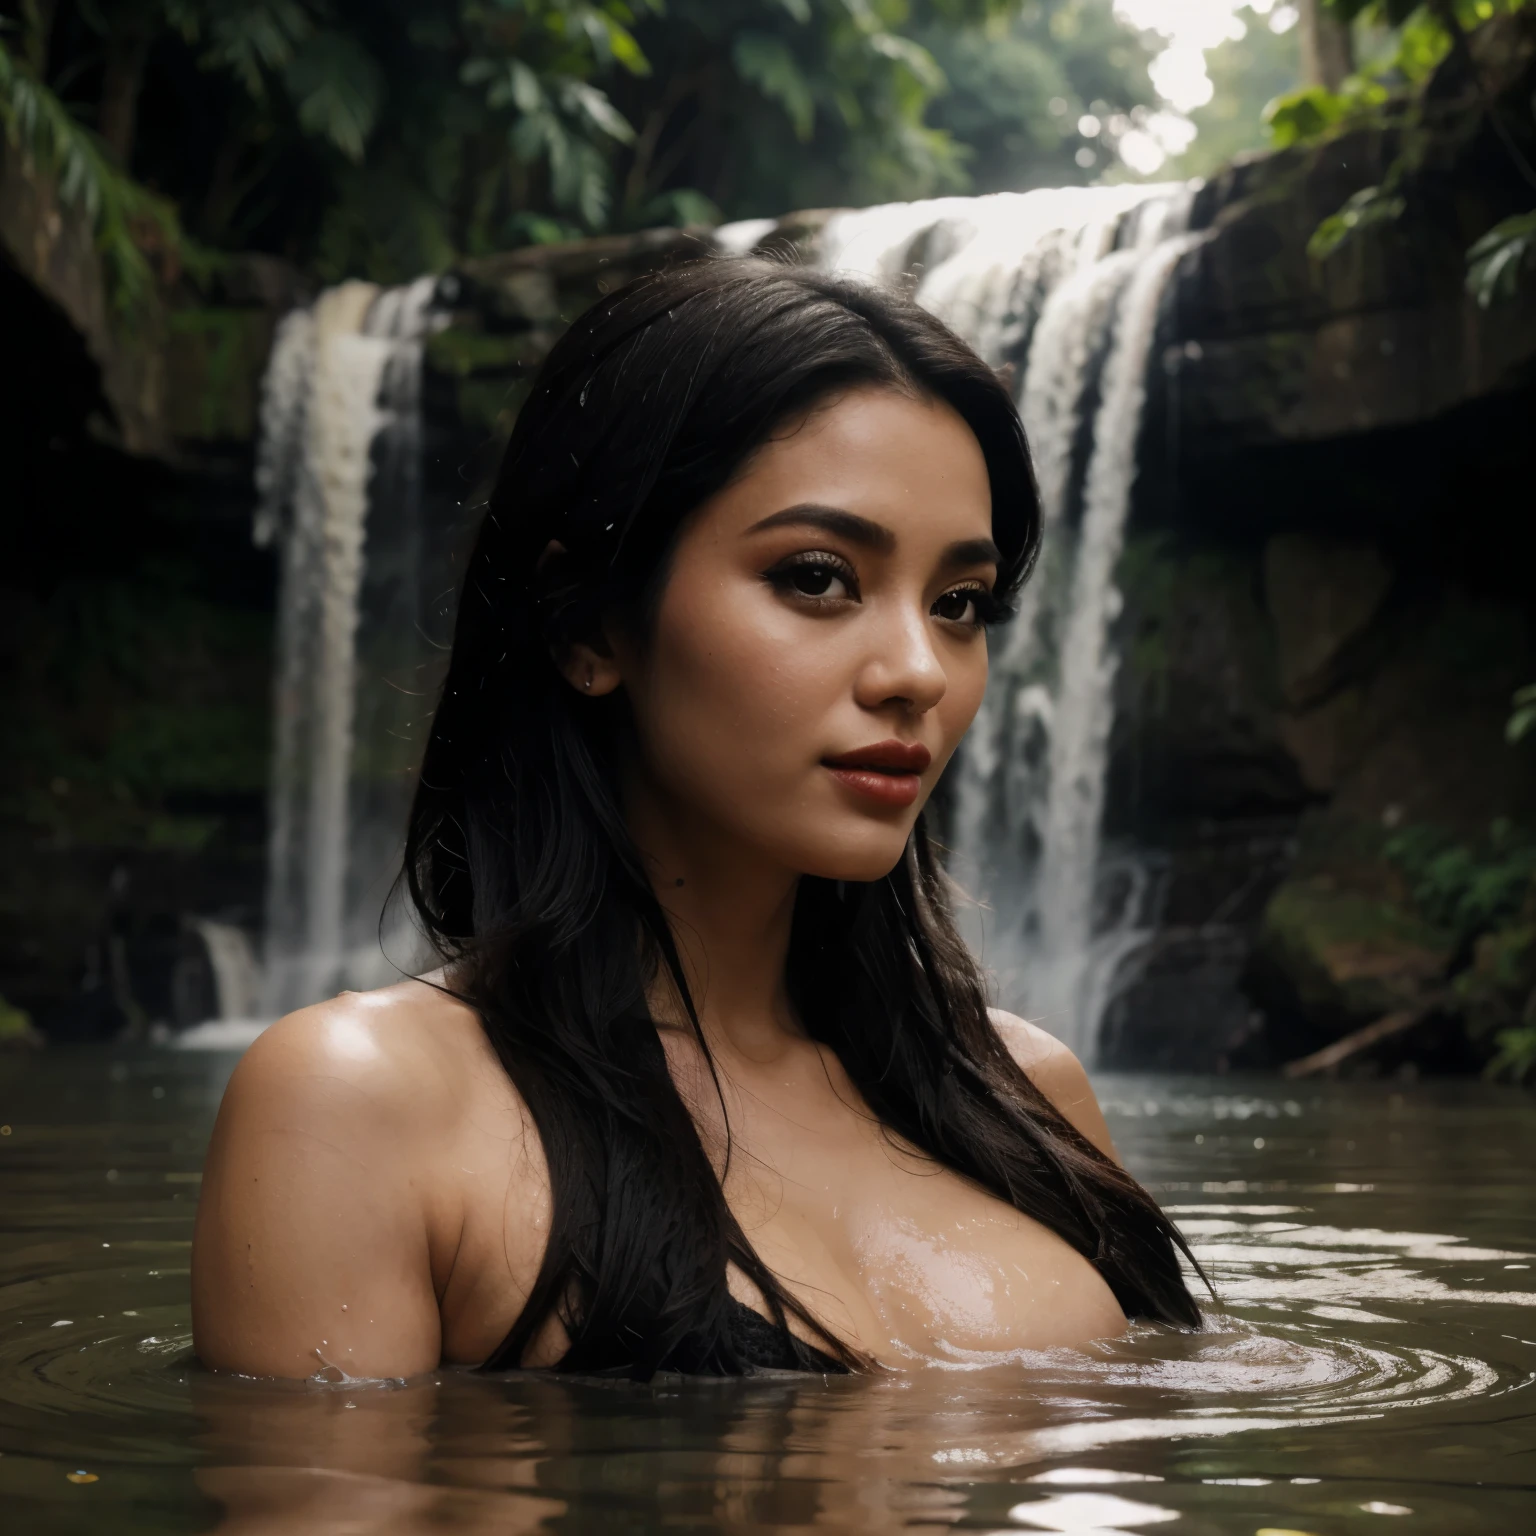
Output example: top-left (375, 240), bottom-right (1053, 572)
top-left (1, 1051), bottom-right (1532, 1533)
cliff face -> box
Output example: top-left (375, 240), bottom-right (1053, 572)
top-left (3, 16), bottom-right (1534, 1054)
top-left (1101, 13), bottom-right (1536, 1072)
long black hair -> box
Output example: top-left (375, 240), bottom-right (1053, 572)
top-left (405, 257), bottom-right (1203, 1377)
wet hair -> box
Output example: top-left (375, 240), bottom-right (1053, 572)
top-left (405, 257), bottom-right (1203, 1376)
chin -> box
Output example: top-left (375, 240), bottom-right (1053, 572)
top-left (788, 820), bottom-right (918, 885)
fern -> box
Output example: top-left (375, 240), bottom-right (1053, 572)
top-left (1386, 821), bottom-right (1536, 940)
top-left (1467, 211), bottom-right (1536, 307)
top-left (1488, 1025), bottom-right (1536, 1082)
top-left (0, 34), bottom-right (186, 313)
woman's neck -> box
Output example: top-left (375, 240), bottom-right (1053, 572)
top-left (623, 775), bottom-right (803, 1065)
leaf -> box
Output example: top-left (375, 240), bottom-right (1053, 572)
top-left (1264, 85), bottom-right (1350, 149)
top-left (1488, 1025), bottom-right (1536, 1083)
top-left (466, 57), bottom-right (545, 115)
top-left (0, 35), bottom-right (187, 313)
top-left (557, 78), bottom-right (636, 144)
top-left (1467, 212), bottom-right (1536, 309)
top-left (1509, 681), bottom-right (1536, 742)
top-left (198, 1), bottom-right (317, 97)
top-left (1308, 184), bottom-right (1407, 260)
top-left (636, 186), bottom-right (722, 229)
top-left (285, 29), bottom-right (384, 163)
top-left (868, 33), bottom-right (947, 95)
top-left (733, 33), bottom-right (816, 142)
top-left (603, 16), bottom-right (651, 76)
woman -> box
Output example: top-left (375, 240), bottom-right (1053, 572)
top-left (192, 258), bottom-right (1202, 1381)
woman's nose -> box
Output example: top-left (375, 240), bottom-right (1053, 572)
top-left (854, 601), bottom-right (948, 715)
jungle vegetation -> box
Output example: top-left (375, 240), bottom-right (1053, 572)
top-left (0, 1), bottom-right (1155, 291)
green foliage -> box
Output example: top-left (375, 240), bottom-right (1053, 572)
top-left (1271, 0), bottom-right (1536, 294)
top-left (4, 559), bottom-right (273, 851)
top-left (1266, 83), bottom-right (1365, 147)
top-left (1509, 681), bottom-right (1536, 741)
top-left (1488, 1022), bottom-right (1536, 1080)
top-left (1307, 182), bottom-right (1408, 258)
top-left (1467, 211), bottom-right (1536, 305)
top-left (1166, 4), bottom-right (1300, 179)
top-left (285, 28), bottom-right (385, 162)
top-left (0, 30), bottom-right (187, 310)
top-left (1269, 0), bottom-right (1530, 156)
top-left (1385, 820), bottom-right (1536, 942)
top-left (6, 2), bottom-right (1156, 285)
top-left (0, 992), bottom-right (38, 1043)
top-left (165, 0), bottom-right (317, 95)
top-left (734, 33), bottom-right (818, 141)
top-left (918, 0), bottom-right (1155, 192)
top-left (1326, 0), bottom-right (1523, 27)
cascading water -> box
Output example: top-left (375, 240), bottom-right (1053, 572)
top-left (242, 187), bottom-right (1200, 1046)
top-left (812, 186), bottom-right (1204, 1061)
top-left (252, 275), bottom-right (444, 1017)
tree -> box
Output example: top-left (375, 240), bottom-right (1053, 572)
top-left (1165, 3), bottom-right (1302, 181)
top-left (2, 1), bottom-right (1157, 290)
top-left (918, 0), bottom-right (1156, 193)
top-left (1300, 0), bottom-right (1354, 90)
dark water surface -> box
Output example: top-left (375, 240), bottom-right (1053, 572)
top-left (1, 1050), bottom-right (1532, 1534)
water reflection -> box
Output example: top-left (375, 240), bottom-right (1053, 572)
top-left (2, 1052), bottom-right (1533, 1531)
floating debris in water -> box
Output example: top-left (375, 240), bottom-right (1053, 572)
top-left (66, 1470), bottom-right (97, 1484)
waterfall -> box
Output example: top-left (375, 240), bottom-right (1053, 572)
top-left (813, 187), bottom-right (1203, 1061)
top-left (244, 189), bottom-right (1199, 1045)
top-left (253, 275), bottom-right (443, 1017)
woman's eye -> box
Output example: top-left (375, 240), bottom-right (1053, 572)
top-left (769, 556), bottom-right (856, 603)
top-left (933, 587), bottom-right (983, 625)
top-left (790, 565), bottom-right (841, 597)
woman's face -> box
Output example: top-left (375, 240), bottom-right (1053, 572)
top-left (597, 384), bottom-right (999, 885)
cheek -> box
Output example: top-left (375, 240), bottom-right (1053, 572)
top-left (936, 644), bottom-right (989, 754)
top-left (637, 579), bottom-right (833, 776)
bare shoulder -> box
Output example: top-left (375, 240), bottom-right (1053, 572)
top-left (988, 1009), bottom-right (1119, 1162)
top-left (192, 977), bottom-right (518, 1379)
top-left (220, 974), bottom-right (489, 1135)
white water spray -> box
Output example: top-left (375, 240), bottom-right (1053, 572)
top-left (814, 187), bottom-right (1203, 1060)
top-left (245, 189), bottom-right (1200, 1047)
top-left (253, 276), bottom-right (441, 1016)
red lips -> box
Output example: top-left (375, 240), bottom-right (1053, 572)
top-left (822, 739), bottom-right (932, 809)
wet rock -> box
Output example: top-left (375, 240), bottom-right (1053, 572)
top-left (1251, 870), bottom-right (1455, 1053)
top-left (1263, 533), bottom-right (1393, 710)
top-left (1171, 11), bottom-right (1536, 457)
top-left (1110, 536), bottom-right (1306, 822)
top-left (1455, 904), bottom-right (1536, 1044)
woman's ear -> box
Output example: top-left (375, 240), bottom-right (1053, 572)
top-left (538, 540), bottom-right (623, 698)
top-left (557, 637), bottom-right (622, 698)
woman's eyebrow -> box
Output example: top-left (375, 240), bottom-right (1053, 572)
top-left (745, 504), bottom-right (896, 553)
top-left (745, 506), bottom-right (1001, 571)
top-left (941, 536), bottom-right (1001, 570)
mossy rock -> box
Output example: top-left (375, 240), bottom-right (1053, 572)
top-left (1456, 923), bottom-right (1536, 1039)
top-left (455, 374), bottom-right (534, 436)
top-left (0, 993), bottom-right (41, 1049)
top-left (424, 326), bottom-right (549, 379)
top-left (164, 307), bottom-right (276, 442)
top-left (1257, 875), bottom-right (1454, 1031)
